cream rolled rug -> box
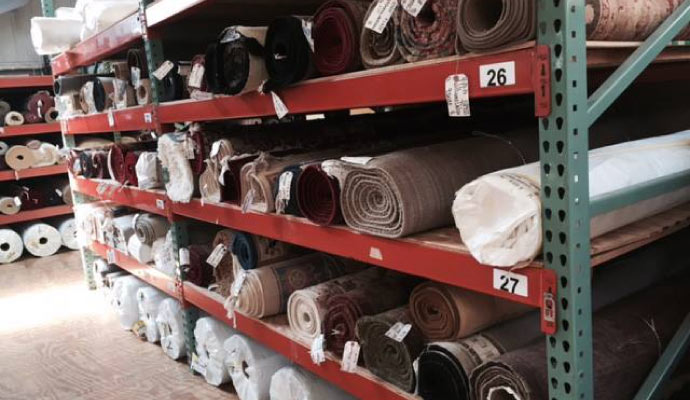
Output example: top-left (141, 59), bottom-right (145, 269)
top-left (30, 16), bottom-right (82, 55)
top-left (194, 317), bottom-right (236, 386)
top-left (5, 146), bottom-right (37, 170)
top-left (133, 213), bottom-right (169, 246)
top-left (135, 151), bottom-right (163, 189)
top-left (157, 298), bottom-right (187, 360)
top-left (269, 366), bottom-right (355, 400)
top-left (339, 136), bottom-right (535, 238)
top-left (153, 232), bottom-right (176, 276)
top-left (21, 223), bottom-right (62, 257)
top-left (199, 159), bottom-right (222, 203)
top-left (104, 272), bottom-right (128, 307)
top-left (0, 229), bottom-right (23, 264)
top-left (112, 275), bottom-right (148, 330)
top-left (224, 334), bottom-right (290, 400)
top-left (56, 217), bottom-right (80, 250)
top-left (31, 142), bottom-right (61, 167)
top-left (0, 197), bottom-right (21, 215)
top-left (453, 129), bottom-right (690, 267)
top-left (158, 133), bottom-right (195, 203)
top-left (127, 235), bottom-right (152, 264)
top-left (136, 286), bottom-right (167, 343)
top-left (4, 111), bottom-right (24, 126)
top-left (111, 214), bottom-right (136, 255)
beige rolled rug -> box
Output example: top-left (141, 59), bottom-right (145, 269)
top-left (4, 111), bottom-right (24, 126)
top-left (5, 146), bottom-right (37, 170)
top-left (0, 197), bottom-right (20, 215)
top-left (199, 159), bottom-right (222, 203)
top-left (359, 1), bottom-right (402, 69)
top-left (136, 79), bottom-right (152, 105)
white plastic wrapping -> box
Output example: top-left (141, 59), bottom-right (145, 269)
top-left (21, 223), bottom-right (62, 257)
top-left (81, 1), bottom-right (138, 38)
top-left (453, 130), bottom-right (690, 267)
top-left (127, 235), bottom-right (152, 264)
top-left (112, 214), bottom-right (136, 254)
top-left (158, 133), bottom-right (194, 203)
top-left (152, 231), bottom-right (176, 276)
top-left (269, 366), bottom-right (355, 400)
top-left (157, 298), bottom-right (187, 360)
top-left (193, 317), bottom-right (236, 386)
top-left (30, 17), bottom-right (82, 55)
top-left (57, 218), bottom-right (80, 250)
top-left (103, 271), bottom-right (127, 306)
top-left (136, 286), bottom-right (167, 343)
top-left (111, 275), bottom-right (147, 330)
top-left (31, 142), bottom-right (60, 167)
top-left (224, 334), bottom-right (290, 400)
top-left (135, 152), bottom-right (162, 190)
top-left (0, 229), bottom-right (23, 264)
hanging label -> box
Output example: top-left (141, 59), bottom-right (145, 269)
top-left (144, 113), bottom-right (152, 123)
top-left (400, 0), bottom-right (427, 17)
top-left (13, 196), bottom-right (21, 207)
top-left (479, 61), bottom-right (516, 88)
top-left (445, 74), bottom-right (471, 117)
top-left (310, 334), bottom-right (326, 365)
top-left (156, 199), bottom-right (165, 210)
top-left (107, 109), bottom-right (115, 127)
top-left (179, 248), bottom-right (190, 266)
top-left (301, 19), bottom-right (315, 52)
top-left (277, 171), bottom-right (293, 202)
top-left (206, 244), bottom-right (227, 268)
top-left (188, 64), bottom-right (205, 89)
top-left (153, 60), bottom-right (175, 80)
top-left (385, 322), bottom-right (412, 342)
top-left (241, 190), bottom-right (255, 214)
top-left (209, 141), bottom-right (222, 159)
top-left (231, 271), bottom-right (247, 297)
top-left (341, 156), bottom-right (374, 165)
top-left (131, 67), bottom-right (141, 88)
top-left (271, 92), bottom-right (289, 119)
top-left (107, 249), bottom-right (116, 264)
top-left (191, 353), bottom-right (207, 375)
top-left (493, 269), bottom-right (528, 297)
top-left (369, 247), bottom-right (383, 261)
top-left (365, 0), bottom-right (398, 34)
top-left (341, 341), bottom-right (360, 373)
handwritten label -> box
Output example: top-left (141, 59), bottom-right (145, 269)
top-left (188, 64), bottom-right (205, 89)
top-left (152, 60), bottom-right (175, 80)
top-left (365, 0), bottom-right (399, 34)
top-left (206, 244), bottom-right (227, 268)
top-left (493, 269), bottom-right (528, 297)
top-left (271, 92), bottom-right (289, 119)
top-left (479, 61), bottom-right (516, 88)
top-left (341, 341), bottom-right (360, 372)
top-left (385, 322), bottom-right (412, 342)
top-left (445, 74), bottom-right (471, 117)
top-left (400, 0), bottom-right (427, 17)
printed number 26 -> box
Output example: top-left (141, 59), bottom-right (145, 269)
top-left (486, 68), bottom-right (507, 86)
top-left (499, 275), bottom-right (519, 293)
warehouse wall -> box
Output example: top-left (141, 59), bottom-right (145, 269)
top-left (0, 0), bottom-right (74, 72)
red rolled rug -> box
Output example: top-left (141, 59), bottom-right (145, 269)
top-left (185, 244), bottom-right (214, 287)
top-left (108, 145), bottom-right (127, 184)
top-left (296, 163), bottom-right (343, 225)
top-left (395, 0), bottom-right (457, 62)
top-left (313, 0), bottom-right (370, 76)
top-left (26, 91), bottom-right (55, 122)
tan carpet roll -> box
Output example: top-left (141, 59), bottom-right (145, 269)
top-left (5, 146), bottom-right (37, 170)
top-left (4, 111), bottom-right (24, 126)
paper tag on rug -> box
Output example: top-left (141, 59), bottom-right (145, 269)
top-left (231, 271), bottom-right (247, 297)
top-left (385, 322), bottom-right (412, 342)
top-left (301, 19), bottom-right (315, 52)
top-left (277, 171), bottom-right (293, 202)
top-left (153, 60), bottom-right (175, 80)
top-left (365, 0), bottom-right (399, 34)
top-left (271, 92), bottom-right (289, 119)
top-left (13, 196), bottom-right (21, 207)
top-left (209, 141), bottom-right (222, 159)
top-left (179, 247), bottom-right (190, 266)
top-left (107, 109), bottom-right (115, 127)
top-left (206, 243), bottom-right (227, 268)
top-left (400, 0), bottom-right (427, 17)
top-left (310, 334), bottom-right (326, 365)
top-left (241, 190), bottom-right (255, 214)
top-left (191, 353), bottom-right (207, 375)
top-left (445, 74), bottom-right (471, 117)
top-left (184, 137), bottom-right (196, 159)
top-left (341, 341), bottom-right (360, 373)
top-left (188, 64), bottom-right (205, 89)
top-left (131, 67), bottom-right (141, 88)
top-left (156, 199), bottom-right (165, 209)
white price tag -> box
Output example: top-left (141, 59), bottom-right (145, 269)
top-left (301, 19), bottom-right (315, 52)
top-left (96, 183), bottom-right (108, 195)
top-left (365, 0), bottom-right (398, 34)
top-left (144, 113), bottom-right (152, 123)
top-left (13, 196), bottom-right (21, 207)
top-left (479, 61), bottom-right (516, 88)
top-left (131, 67), bottom-right (141, 88)
top-left (184, 137), bottom-right (196, 160)
top-left (179, 248), bottom-right (190, 266)
top-left (341, 341), bottom-right (360, 373)
top-left (55, 189), bottom-right (63, 197)
top-left (188, 64), bottom-right (205, 89)
top-left (310, 334), bottom-right (326, 365)
top-left (445, 74), bottom-right (471, 117)
top-left (209, 141), bottom-right (221, 159)
top-left (278, 171), bottom-right (293, 202)
top-left (369, 247), bottom-right (383, 261)
top-left (241, 190), bottom-right (254, 214)
top-left (231, 271), bottom-right (247, 297)
top-left (385, 322), bottom-right (412, 342)
top-left (156, 199), bottom-right (165, 209)
top-left (400, 0), bottom-right (427, 17)
top-left (107, 109), bottom-right (115, 127)
top-left (206, 244), bottom-right (227, 268)
top-left (107, 249), bottom-right (116, 264)
top-left (271, 92), bottom-right (289, 119)
top-left (152, 60), bottom-right (175, 80)
top-left (493, 269), bottom-right (528, 297)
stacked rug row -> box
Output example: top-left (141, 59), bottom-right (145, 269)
top-left (0, 90), bottom-right (58, 127)
top-left (0, 217), bottom-right (79, 264)
top-left (0, 139), bottom-right (63, 172)
top-left (0, 179), bottom-right (72, 215)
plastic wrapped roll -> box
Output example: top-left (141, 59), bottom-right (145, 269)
top-left (93, 77), bottom-right (115, 112)
top-left (153, 233), bottom-right (176, 277)
top-left (270, 366), bottom-right (355, 400)
top-left (32, 142), bottom-right (60, 167)
top-left (394, 0), bottom-right (456, 62)
top-left (158, 133), bottom-right (195, 203)
top-left (157, 298), bottom-right (187, 360)
top-left (82, 1), bottom-right (138, 36)
top-left (224, 334), bottom-right (290, 400)
top-left (313, 0), bottom-right (369, 76)
top-left (30, 17), bottom-right (82, 55)
top-left (137, 286), bottom-right (167, 343)
top-left (57, 218), bottom-right (79, 250)
top-left (0, 229), bottom-right (23, 264)
top-left (104, 272), bottom-right (128, 307)
top-left (93, 258), bottom-right (116, 290)
top-left (296, 163), bottom-right (343, 225)
top-left (127, 235), bottom-right (152, 264)
top-left (194, 317), bottom-right (235, 386)
top-left (231, 232), bottom-right (302, 271)
top-left (21, 223), bottom-right (62, 257)
top-left (134, 213), bottom-right (169, 246)
top-left (111, 275), bottom-right (148, 330)
top-left (135, 151), bottom-right (162, 189)
top-left (4, 111), bottom-right (25, 126)
top-left (263, 17), bottom-right (315, 92)
top-left (136, 79), bottom-right (152, 105)
top-left (359, 2), bottom-right (402, 69)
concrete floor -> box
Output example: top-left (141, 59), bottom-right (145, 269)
top-left (0, 250), bottom-right (236, 400)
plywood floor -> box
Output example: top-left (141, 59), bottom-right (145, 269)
top-left (0, 250), bottom-right (237, 400)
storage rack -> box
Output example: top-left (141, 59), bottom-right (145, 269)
top-left (47, 0), bottom-right (690, 398)
top-left (0, 75), bottom-right (71, 227)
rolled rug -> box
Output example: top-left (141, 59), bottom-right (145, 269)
top-left (217, 26), bottom-right (269, 95)
top-left (153, 233), bottom-right (176, 277)
top-left (273, 165), bottom-right (303, 216)
top-left (394, 0), bottom-right (457, 62)
top-left (93, 77), bottom-right (115, 112)
top-left (112, 214), bottom-right (136, 254)
top-left (231, 232), bottom-right (303, 271)
top-left (104, 272), bottom-right (128, 307)
top-left (296, 163), bottom-right (343, 225)
top-left (127, 48), bottom-right (150, 83)
top-left (359, 1), bottom-right (402, 69)
top-left (263, 16), bottom-right (316, 92)
top-left (135, 151), bottom-right (163, 189)
top-left (184, 244), bottom-right (214, 287)
top-left (31, 142), bottom-right (60, 167)
top-left (193, 317), bottom-right (235, 386)
top-left (111, 275), bottom-right (148, 330)
top-left (79, 80), bottom-right (97, 114)
top-left (158, 133), bottom-right (195, 203)
top-left (136, 79), bottom-right (152, 105)
top-left (231, 253), bottom-right (365, 318)
top-left (0, 141), bottom-right (8, 170)
top-left (0, 229), bottom-right (23, 264)
top-left (26, 91), bottom-right (55, 121)
top-left (340, 135), bottom-right (535, 238)
top-left (24, 112), bottom-right (43, 125)
top-left (7, 185), bottom-right (45, 211)
top-left (587, 0), bottom-right (690, 41)
top-left (220, 154), bottom-right (259, 204)
top-left (470, 278), bottom-right (690, 400)
top-left (43, 107), bottom-right (59, 123)
top-left (58, 182), bottom-right (72, 205)
top-left (113, 79), bottom-right (136, 109)
top-left (134, 213), bottom-right (169, 246)
top-left (158, 62), bottom-right (187, 102)
top-left (54, 75), bottom-right (97, 96)
top-left (124, 150), bottom-right (141, 186)
top-left (189, 126), bottom-right (218, 176)
top-left (212, 229), bottom-right (236, 297)
top-left (56, 217), bottom-right (79, 250)
top-left (5, 145), bottom-right (36, 170)
top-left (156, 298), bottom-right (187, 360)
top-left (107, 145), bottom-right (127, 184)
top-left (137, 286), bottom-right (167, 343)
top-left (409, 281), bottom-right (529, 341)
top-left (313, 0), bottom-right (369, 76)
top-left (4, 111), bottom-right (25, 126)
top-left (127, 235), bottom-right (152, 264)
top-left (224, 334), bottom-right (290, 400)
top-left (454, 129), bottom-right (690, 267)
top-left (416, 341), bottom-right (482, 400)
top-left (356, 307), bottom-right (424, 392)
top-left (0, 100), bottom-right (9, 119)
top-left (0, 197), bottom-right (20, 215)
top-left (21, 223), bottom-right (62, 257)
top-left (270, 366), bottom-right (355, 400)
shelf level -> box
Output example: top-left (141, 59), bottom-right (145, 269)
top-left (0, 76), bottom-right (53, 89)
top-left (0, 204), bottom-right (73, 225)
top-left (72, 177), bottom-right (168, 217)
top-left (63, 105), bottom-right (156, 135)
top-left (0, 123), bottom-right (61, 137)
top-left (0, 164), bottom-right (68, 182)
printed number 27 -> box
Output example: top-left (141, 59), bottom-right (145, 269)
top-left (486, 68), bottom-right (507, 86)
top-left (499, 275), bottom-right (519, 293)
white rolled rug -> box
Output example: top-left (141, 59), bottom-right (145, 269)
top-left (158, 133), bottom-right (195, 203)
top-left (103, 271), bottom-right (127, 306)
top-left (127, 235), bottom-right (152, 264)
top-left (0, 197), bottom-right (21, 215)
top-left (92, 258), bottom-right (114, 289)
top-left (454, 130), bottom-right (690, 267)
top-left (152, 232), bottom-right (176, 276)
top-left (135, 151), bottom-right (162, 190)
top-left (112, 275), bottom-right (147, 330)
top-left (31, 142), bottom-right (61, 167)
top-left (21, 223), bottom-right (62, 257)
top-left (270, 366), bottom-right (355, 400)
top-left (194, 317), bottom-right (236, 386)
top-left (157, 298), bottom-right (187, 360)
top-left (4, 111), bottom-right (24, 126)
top-left (224, 334), bottom-right (290, 400)
top-left (56, 218), bottom-right (80, 250)
top-left (133, 213), bottom-right (169, 246)
top-left (30, 17), bottom-right (82, 55)
top-left (112, 214), bottom-right (136, 254)
top-left (136, 286), bottom-right (167, 343)
top-left (0, 229), bottom-right (23, 264)
top-left (5, 146), bottom-right (37, 170)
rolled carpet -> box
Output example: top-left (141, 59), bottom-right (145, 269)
top-left (136, 286), bottom-right (167, 343)
top-left (455, 0), bottom-right (535, 53)
top-left (296, 163), bottom-right (343, 225)
top-left (313, 0), bottom-right (370, 76)
top-left (108, 145), bottom-right (127, 184)
top-left (184, 244), bottom-right (214, 287)
top-left (21, 223), bottom-right (62, 257)
top-left (159, 62), bottom-right (187, 103)
top-left (199, 159), bottom-right (222, 203)
top-left (359, 1), bottom-right (402, 69)
top-left (395, 0), bottom-right (457, 62)
top-left (26, 91), bottom-right (55, 122)
top-left (127, 235), bottom-right (152, 264)
top-left (54, 74), bottom-right (97, 96)
top-left (92, 77), bottom-right (115, 112)
top-left (356, 307), bottom-right (424, 392)
top-left (127, 48), bottom-right (150, 82)
top-left (270, 366), bottom-right (355, 400)
top-left (56, 217), bottom-right (79, 250)
top-left (43, 107), bottom-right (59, 123)
top-left (158, 133), bottom-right (195, 203)
top-left (212, 229), bottom-right (236, 297)
top-left (231, 253), bottom-right (365, 318)
top-left (135, 151), bottom-right (163, 189)
top-left (24, 111), bottom-right (43, 125)
top-left (4, 111), bottom-right (24, 126)
top-left (157, 297), bottom-right (187, 360)
top-left (0, 229), bottom-right (23, 264)
top-left (112, 275), bottom-right (148, 330)
top-left (220, 154), bottom-right (259, 204)
top-left (586, 0), bottom-right (690, 41)
top-left (340, 135), bottom-right (535, 238)
top-left (263, 17), bottom-right (316, 92)
top-left (124, 151), bottom-right (142, 187)
top-left (0, 197), bottom-right (20, 215)
top-left (30, 141), bottom-right (60, 168)
top-left (5, 145), bottom-right (37, 170)
top-left (273, 165), bottom-right (303, 216)
top-left (193, 317), bottom-right (235, 386)
top-left (231, 232), bottom-right (303, 271)
top-left (217, 26), bottom-right (269, 95)
top-left (134, 213), bottom-right (170, 246)
top-left (224, 334), bottom-right (290, 400)
top-left (0, 141), bottom-right (8, 170)
top-left (136, 79), bottom-right (152, 105)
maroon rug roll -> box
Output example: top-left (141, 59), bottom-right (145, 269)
top-left (5, 185), bottom-right (50, 211)
top-left (297, 163), bottom-right (343, 225)
top-left (185, 244), bottom-right (214, 287)
top-left (190, 129), bottom-right (207, 176)
top-left (91, 150), bottom-right (109, 179)
top-left (108, 145), bottom-right (127, 184)
top-left (220, 154), bottom-right (259, 204)
top-left (26, 91), bottom-right (55, 122)
top-left (23, 112), bottom-right (43, 124)
top-left (313, 0), bottom-right (370, 76)
top-left (124, 151), bottom-right (141, 187)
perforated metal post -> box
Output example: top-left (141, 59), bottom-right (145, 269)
top-left (537, 1), bottom-right (593, 399)
top-left (139, 0), bottom-right (166, 105)
top-left (169, 220), bottom-right (199, 361)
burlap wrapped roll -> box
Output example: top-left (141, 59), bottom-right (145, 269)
top-left (395, 0), bottom-right (457, 62)
top-left (0, 229), bottom-right (23, 264)
top-left (194, 317), bottom-right (236, 386)
top-left (263, 17), bottom-right (316, 92)
top-left (184, 244), bottom-right (214, 287)
top-left (224, 334), bottom-right (290, 400)
top-left (313, 0), bottom-right (370, 76)
top-left (212, 229), bottom-right (236, 296)
top-left (231, 253), bottom-right (364, 318)
top-left (158, 133), bottom-right (195, 203)
top-left (360, 1), bottom-right (402, 69)
top-left (231, 232), bottom-right (303, 271)
top-left (199, 160), bottom-right (222, 203)
top-left (409, 281), bottom-right (528, 341)
top-left (134, 213), bottom-right (169, 246)
top-left (296, 163), bottom-right (343, 225)
top-left (4, 111), bottom-right (24, 126)
top-left (356, 307), bottom-right (424, 392)
top-left (157, 298), bottom-right (187, 360)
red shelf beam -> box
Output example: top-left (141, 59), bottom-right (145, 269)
top-left (72, 177), bottom-right (169, 217)
top-left (0, 164), bottom-right (67, 182)
top-left (0, 75), bottom-right (53, 89)
top-left (62, 105), bottom-right (156, 135)
top-left (0, 204), bottom-right (72, 225)
top-left (0, 123), bottom-right (61, 137)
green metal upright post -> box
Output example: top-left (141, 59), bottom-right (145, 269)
top-left (40, 0), bottom-right (55, 17)
top-left (537, 1), bottom-right (593, 399)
